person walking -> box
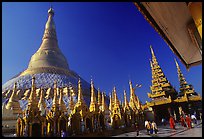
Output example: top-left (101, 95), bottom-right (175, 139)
top-left (169, 116), bottom-right (176, 129)
top-left (191, 114), bottom-right (197, 124)
top-left (61, 130), bottom-right (66, 137)
top-left (161, 118), bottom-right (166, 126)
top-left (135, 122), bottom-right (139, 136)
top-left (145, 120), bottom-right (149, 134)
top-left (149, 121), bottom-right (153, 135)
top-left (180, 115), bottom-right (185, 127)
top-left (151, 121), bottom-right (158, 134)
top-left (146, 121), bottom-right (151, 135)
top-left (185, 114), bottom-right (192, 129)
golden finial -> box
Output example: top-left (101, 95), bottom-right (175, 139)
top-left (150, 45), bottom-right (155, 57)
top-left (109, 93), bottom-right (112, 111)
top-left (48, 4), bottom-right (54, 16)
top-left (149, 59), bottom-right (153, 68)
top-left (174, 58), bottom-right (179, 69)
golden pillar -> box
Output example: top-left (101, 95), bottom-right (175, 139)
top-left (188, 2), bottom-right (202, 39)
top-left (47, 122), bottom-right (51, 134)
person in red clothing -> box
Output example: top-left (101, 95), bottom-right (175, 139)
top-left (169, 116), bottom-right (176, 129)
top-left (180, 116), bottom-right (185, 127)
top-left (185, 114), bottom-right (192, 129)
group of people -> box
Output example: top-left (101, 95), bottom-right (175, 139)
top-left (180, 114), bottom-right (197, 129)
top-left (145, 120), bottom-right (158, 135)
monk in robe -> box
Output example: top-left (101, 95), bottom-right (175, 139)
top-left (169, 116), bottom-right (175, 129)
top-left (185, 114), bottom-right (192, 129)
top-left (180, 116), bottom-right (185, 127)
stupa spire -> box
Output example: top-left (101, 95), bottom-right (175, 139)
top-left (27, 76), bottom-right (38, 111)
top-left (124, 90), bottom-right (129, 108)
top-left (38, 87), bottom-right (46, 116)
top-left (174, 58), bottom-right (195, 96)
top-left (129, 80), bottom-right (137, 111)
top-left (90, 79), bottom-right (97, 103)
top-left (6, 82), bottom-right (22, 114)
top-left (109, 93), bottom-right (112, 111)
top-left (52, 81), bottom-right (59, 112)
top-left (77, 78), bottom-right (84, 104)
top-left (113, 87), bottom-right (120, 108)
top-left (22, 6), bottom-right (69, 76)
top-left (38, 87), bottom-right (46, 109)
top-left (148, 46), bottom-right (177, 100)
top-left (89, 79), bottom-right (98, 112)
top-left (59, 88), bottom-right (67, 113)
top-left (101, 92), bottom-right (107, 112)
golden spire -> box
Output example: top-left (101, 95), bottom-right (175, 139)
top-left (52, 80), bottom-right (59, 112)
top-left (38, 87), bottom-right (46, 109)
top-left (109, 93), bottom-right (112, 111)
top-left (129, 80), bottom-right (137, 111)
top-left (150, 45), bottom-right (155, 58)
top-left (23, 6), bottom-right (69, 76)
top-left (136, 95), bottom-right (141, 110)
top-left (129, 81), bottom-right (134, 100)
top-left (149, 46), bottom-right (177, 99)
top-left (101, 92), bottom-right (107, 112)
top-left (113, 87), bottom-right (120, 108)
top-left (27, 76), bottom-right (38, 111)
top-left (97, 88), bottom-right (102, 107)
top-left (38, 87), bottom-right (46, 115)
top-left (174, 58), bottom-right (195, 96)
top-left (59, 88), bottom-right (67, 113)
top-left (124, 90), bottom-right (129, 108)
top-left (77, 78), bottom-right (84, 104)
top-left (174, 58), bottom-right (179, 70)
top-left (89, 79), bottom-right (98, 112)
top-left (6, 82), bottom-right (22, 114)
top-left (90, 79), bottom-right (97, 103)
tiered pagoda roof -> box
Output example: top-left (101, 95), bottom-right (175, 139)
top-left (147, 45), bottom-right (178, 106)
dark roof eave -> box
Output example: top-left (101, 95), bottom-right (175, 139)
top-left (134, 2), bottom-right (198, 70)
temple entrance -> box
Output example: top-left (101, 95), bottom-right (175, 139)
top-left (154, 104), bottom-right (171, 124)
top-left (113, 114), bottom-right (120, 129)
top-left (85, 118), bottom-right (92, 132)
top-left (71, 114), bottom-right (81, 134)
top-left (99, 113), bottom-right (105, 130)
top-left (124, 114), bottom-right (130, 127)
top-left (32, 123), bottom-right (42, 137)
top-left (59, 118), bottom-right (67, 136)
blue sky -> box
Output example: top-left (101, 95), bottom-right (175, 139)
top-left (2, 2), bottom-right (202, 104)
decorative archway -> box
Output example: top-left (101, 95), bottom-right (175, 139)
top-left (32, 123), bottom-right (42, 137)
top-left (99, 113), bottom-right (105, 130)
top-left (71, 114), bottom-right (81, 135)
top-left (59, 117), bottom-right (67, 136)
top-left (85, 118), bottom-right (92, 133)
top-left (113, 114), bottom-right (120, 129)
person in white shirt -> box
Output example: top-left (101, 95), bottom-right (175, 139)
top-left (151, 121), bottom-right (158, 134)
top-left (191, 114), bottom-right (197, 124)
top-left (145, 120), bottom-right (149, 133)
